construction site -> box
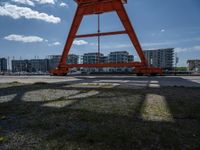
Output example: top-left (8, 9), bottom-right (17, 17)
top-left (0, 0), bottom-right (200, 149)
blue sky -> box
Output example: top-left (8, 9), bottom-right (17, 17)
top-left (0, 0), bottom-right (200, 66)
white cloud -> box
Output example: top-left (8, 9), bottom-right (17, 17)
top-left (175, 45), bottom-right (200, 53)
top-left (11, 0), bottom-right (55, 6)
top-left (73, 40), bottom-right (88, 46)
top-left (0, 4), bottom-right (61, 23)
top-left (34, 0), bottom-right (55, 5)
top-left (60, 2), bottom-right (68, 7)
top-left (48, 41), bottom-right (61, 46)
top-left (4, 34), bottom-right (44, 43)
top-left (53, 41), bottom-right (61, 45)
top-left (11, 0), bottom-right (35, 6)
top-left (160, 29), bottom-right (165, 32)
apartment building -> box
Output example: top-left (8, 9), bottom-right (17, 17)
top-left (0, 58), bottom-right (7, 72)
top-left (143, 48), bottom-right (174, 70)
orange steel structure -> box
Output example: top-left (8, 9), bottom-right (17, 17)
top-left (50, 0), bottom-right (162, 75)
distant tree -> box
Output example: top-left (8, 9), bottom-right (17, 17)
top-left (175, 67), bottom-right (187, 71)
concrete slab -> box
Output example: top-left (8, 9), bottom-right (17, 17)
top-left (0, 75), bottom-right (200, 88)
top-left (0, 76), bottom-right (80, 84)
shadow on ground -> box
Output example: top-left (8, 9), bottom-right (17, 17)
top-left (0, 77), bottom-right (200, 149)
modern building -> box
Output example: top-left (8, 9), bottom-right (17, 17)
top-left (0, 58), bottom-right (7, 72)
top-left (67, 54), bottom-right (79, 64)
top-left (12, 60), bottom-right (29, 72)
top-left (108, 51), bottom-right (134, 72)
top-left (82, 53), bottom-right (105, 64)
top-left (143, 48), bottom-right (174, 70)
top-left (48, 54), bottom-right (79, 70)
top-left (12, 59), bottom-right (48, 73)
top-left (109, 51), bottom-right (133, 63)
top-left (82, 53), bottom-right (106, 72)
top-left (12, 54), bottom-right (79, 73)
top-left (82, 51), bottom-right (134, 73)
top-left (187, 59), bottom-right (200, 72)
top-left (47, 55), bottom-right (61, 70)
top-left (28, 59), bottom-right (49, 73)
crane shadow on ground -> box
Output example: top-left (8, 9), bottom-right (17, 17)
top-left (0, 76), bottom-right (200, 149)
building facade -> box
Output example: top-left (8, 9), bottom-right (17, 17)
top-left (108, 51), bottom-right (134, 72)
top-left (12, 59), bottom-right (48, 73)
top-left (187, 59), bottom-right (200, 72)
top-left (47, 55), bottom-right (61, 70)
top-left (82, 51), bottom-right (134, 73)
top-left (12, 54), bottom-right (79, 73)
top-left (48, 54), bottom-right (79, 70)
top-left (67, 54), bottom-right (79, 64)
top-left (82, 53), bottom-right (105, 64)
top-left (28, 59), bottom-right (49, 73)
top-left (12, 60), bottom-right (29, 72)
top-left (82, 53), bottom-right (106, 72)
top-left (143, 48), bottom-right (174, 70)
top-left (0, 58), bottom-right (7, 72)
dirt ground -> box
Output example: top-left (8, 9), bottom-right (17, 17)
top-left (0, 81), bottom-right (200, 149)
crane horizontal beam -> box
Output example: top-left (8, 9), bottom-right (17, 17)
top-left (75, 31), bottom-right (127, 38)
top-left (74, 0), bottom-right (127, 5)
top-left (60, 62), bottom-right (142, 68)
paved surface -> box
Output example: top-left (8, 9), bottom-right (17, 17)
top-left (0, 75), bottom-right (200, 88)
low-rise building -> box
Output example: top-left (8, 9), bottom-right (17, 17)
top-left (47, 55), bottom-right (61, 70)
top-left (48, 54), bottom-right (79, 70)
top-left (82, 53), bottom-right (106, 72)
top-left (82, 53), bottom-right (104, 64)
top-left (12, 54), bottom-right (79, 73)
top-left (28, 59), bottom-right (49, 73)
top-left (187, 59), bottom-right (200, 72)
top-left (108, 51), bottom-right (134, 72)
top-left (67, 54), bottom-right (79, 64)
top-left (82, 51), bottom-right (134, 73)
top-left (12, 59), bottom-right (48, 73)
top-left (12, 60), bottom-right (29, 72)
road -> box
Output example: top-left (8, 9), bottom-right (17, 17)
top-left (0, 75), bottom-right (200, 88)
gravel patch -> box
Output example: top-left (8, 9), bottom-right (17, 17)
top-left (0, 94), bottom-right (17, 103)
top-left (22, 89), bottom-right (80, 102)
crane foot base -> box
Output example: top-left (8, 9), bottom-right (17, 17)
top-left (49, 68), bottom-right (69, 76)
top-left (135, 67), bottom-right (163, 76)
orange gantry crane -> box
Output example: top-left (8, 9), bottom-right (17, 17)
top-left (50, 0), bottom-right (162, 76)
